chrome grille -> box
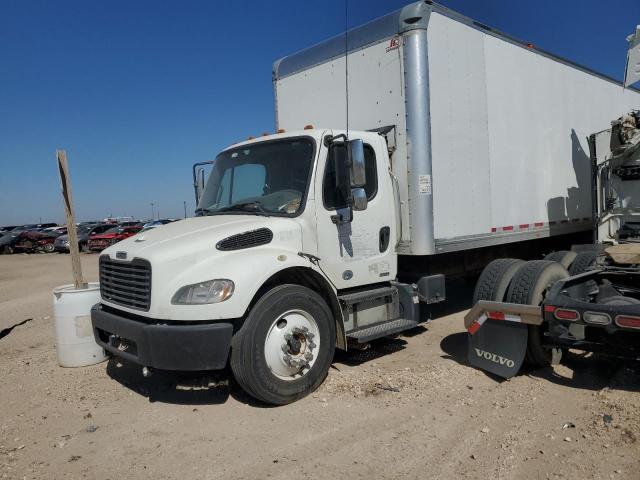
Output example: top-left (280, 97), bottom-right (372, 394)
top-left (99, 256), bottom-right (151, 311)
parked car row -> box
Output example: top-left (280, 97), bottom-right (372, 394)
top-left (0, 219), bottom-right (180, 255)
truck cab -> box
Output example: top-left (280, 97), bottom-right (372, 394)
top-left (91, 129), bottom-right (442, 405)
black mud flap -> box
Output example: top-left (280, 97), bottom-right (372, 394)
top-left (467, 320), bottom-right (528, 378)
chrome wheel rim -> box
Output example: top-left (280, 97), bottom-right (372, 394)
top-left (264, 309), bottom-right (320, 380)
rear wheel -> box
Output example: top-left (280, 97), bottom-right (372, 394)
top-left (569, 251), bottom-right (598, 275)
top-left (230, 285), bottom-right (335, 405)
top-left (43, 243), bottom-right (55, 253)
top-left (544, 250), bottom-right (577, 269)
top-left (506, 260), bottom-right (569, 368)
top-left (473, 258), bottom-right (524, 303)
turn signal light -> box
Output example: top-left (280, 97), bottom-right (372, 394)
top-left (277, 128), bottom-right (285, 133)
top-left (554, 308), bottom-right (579, 321)
top-left (584, 312), bottom-right (611, 325)
top-left (615, 315), bottom-right (640, 329)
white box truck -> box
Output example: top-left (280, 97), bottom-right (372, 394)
top-left (91, 1), bottom-right (640, 404)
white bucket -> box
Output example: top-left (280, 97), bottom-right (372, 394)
top-left (53, 283), bottom-right (108, 367)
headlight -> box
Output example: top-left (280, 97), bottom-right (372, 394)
top-left (171, 279), bottom-right (234, 305)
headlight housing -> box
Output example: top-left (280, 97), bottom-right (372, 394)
top-left (171, 279), bottom-right (234, 305)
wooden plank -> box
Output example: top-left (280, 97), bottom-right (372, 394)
top-left (56, 150), bottom-right (87, 289)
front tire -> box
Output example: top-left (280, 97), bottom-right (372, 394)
top-left (230, 284), bottom-right (335, 405)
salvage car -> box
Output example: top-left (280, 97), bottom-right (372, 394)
top-left (54, 224), bottom-right (112, 253)
top-left (2, 230), bottom-right (61, 254)
top-left (87, 225), bottom-right (143, 252)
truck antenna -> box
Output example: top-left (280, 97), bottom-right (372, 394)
top-left (344, 0), bottom-right (349, 139)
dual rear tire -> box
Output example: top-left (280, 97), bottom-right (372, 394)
top-left (473, 258), bottom-right (569, 369)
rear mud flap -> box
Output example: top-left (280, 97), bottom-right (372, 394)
top-left (468, 320), bottom-right (528, 378)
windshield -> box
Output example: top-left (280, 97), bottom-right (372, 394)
top-left (104, 227), bottom-right (121, 234)
top-left (197, 137), bottom-right (315, 216)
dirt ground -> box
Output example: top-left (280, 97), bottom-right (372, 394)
top-left (1, 254), bottom-right (639, 480)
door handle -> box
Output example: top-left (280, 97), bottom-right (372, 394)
top-left (379, 226), bottom-right (391, 252)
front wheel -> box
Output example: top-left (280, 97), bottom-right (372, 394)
top-left (230, 284), bottom-right (335, 405)
top-left (43, 243), bottom-right (55, 253)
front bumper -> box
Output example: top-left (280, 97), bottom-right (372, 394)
top-left (91, 304), bottom-right (233, 371)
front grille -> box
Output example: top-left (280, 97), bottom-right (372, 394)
top-left (99, 256), bottom-right (151, 311)
top-left (216, 228), bottom-right (273, 251)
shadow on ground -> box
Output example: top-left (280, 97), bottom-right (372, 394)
top-left (529, 352), bottom-right (640, 393)
top-left (106, 358), bottom-right (241, 405)
top-left (333, 326), bottom-right (428, 367)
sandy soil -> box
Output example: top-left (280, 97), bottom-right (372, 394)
top-left (1, 253), bottom-right (638, 479)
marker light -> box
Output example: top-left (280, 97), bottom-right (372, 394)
top-left (554, 308), bottom-right (579, 321)
top-left (616, 315), bottom-right (640, 329)
top-left (583, 312), bottom-right (611, 326)
top-left (304, 124), bottom-right (314, 130)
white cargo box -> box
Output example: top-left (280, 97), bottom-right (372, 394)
top-left (274, 1), bottom-right (640, 255)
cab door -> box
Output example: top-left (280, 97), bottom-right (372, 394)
top-left (314, 133), bottom-right (397, 290)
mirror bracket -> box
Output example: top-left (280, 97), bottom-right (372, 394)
top-left (330, 207), bottom-right (353, 225)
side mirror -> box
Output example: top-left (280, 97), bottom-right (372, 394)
top-left (348, 139), bottom-right (366, 187)
top-left (195, 168), bottom-right (206, 203)
top-left (351, 187), bottom-right (368, 211)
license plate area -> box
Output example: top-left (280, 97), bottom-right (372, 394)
top-left (97, 328), bottom-right (138, 356)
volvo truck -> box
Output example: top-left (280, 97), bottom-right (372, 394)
top-left (91, 2), bottom-right (640, 404)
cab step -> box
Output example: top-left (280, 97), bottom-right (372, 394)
top-left (346, 318), bottom-right (418, 343)
top-left (338, 286), bottom-right (396, 305)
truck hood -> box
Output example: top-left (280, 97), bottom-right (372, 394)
top-left (102, 215), bottom-right (303, 264)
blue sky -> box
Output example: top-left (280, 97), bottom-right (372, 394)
top-left (1, 0), bottom-right (639, 224)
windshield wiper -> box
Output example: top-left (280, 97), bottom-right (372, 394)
top-left (212, 200), bottom-right (269, 215)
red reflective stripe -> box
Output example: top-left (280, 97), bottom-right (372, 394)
top-left (549, 221), bottom-right (557, 225)
top-left (519, 224), bottom-right (529, 229)
top-left (534, 222), bottom-right (544, 227)
top-left (468, 321), bottom-right (482, 335)
top-left (491, 227), bottom-right (497, 233)
top-left (502, 226), bottom-right (514, 231)
top-left (487, 311), bottom-right (506, 320)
